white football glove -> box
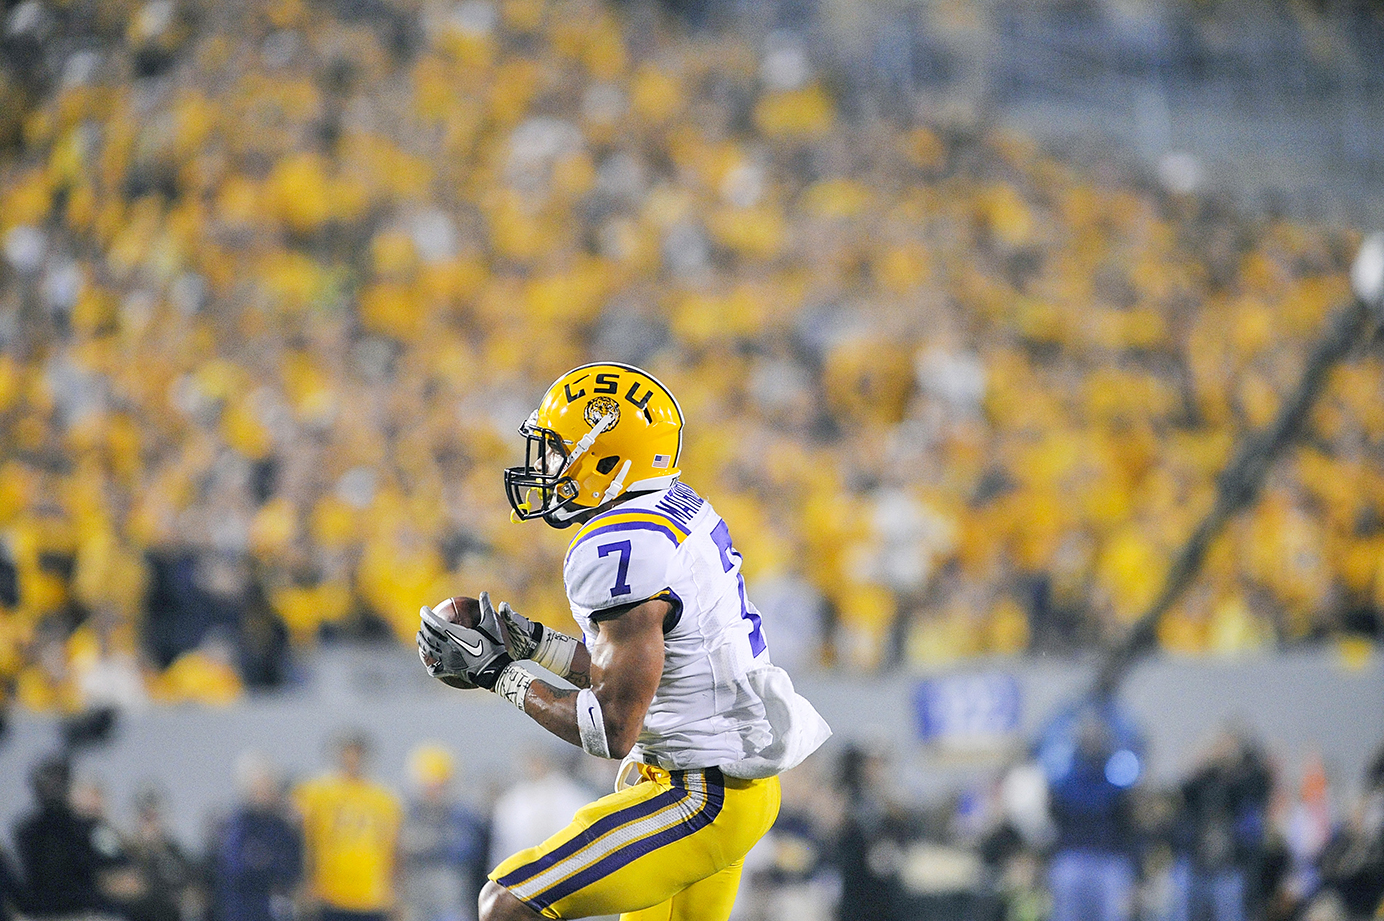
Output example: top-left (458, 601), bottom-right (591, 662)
top-left (497, 601), bottom-right (580, 679)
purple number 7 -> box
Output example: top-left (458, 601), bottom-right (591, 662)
top-left (598, 540), bottom-right (633, 597)
top-left (710, 519), bottom-right (766, 656)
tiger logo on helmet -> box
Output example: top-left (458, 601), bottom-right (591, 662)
top-left (505, 362), bottom-right (684, 527)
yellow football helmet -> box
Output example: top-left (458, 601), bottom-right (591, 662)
top-left (505, 362), bottom-right (684, 527)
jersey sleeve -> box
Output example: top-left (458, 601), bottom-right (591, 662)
top-left (563, 512), bottom-right (683, 619)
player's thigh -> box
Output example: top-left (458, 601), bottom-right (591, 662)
top-left (551, 774), bottom-right (777, 919)
top-left (669, 858), bottom-right (745, 921)
top-left (616, 858), bottom-right (745, 921)
top-left (618, 899), bottom-right (671, 921)
top-left (493, 770), bottom-right (779, 920)
top-left (490, 774), bottom-right (684, 917)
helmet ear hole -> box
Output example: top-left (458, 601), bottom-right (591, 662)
top-left (596, 455), bottom-right (620, 475)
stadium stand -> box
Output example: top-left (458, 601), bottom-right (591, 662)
top-left (0, 0), bottom-right (1381, 719)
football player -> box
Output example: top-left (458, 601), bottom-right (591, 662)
top-left (416, 361), bottom-right (831, 921)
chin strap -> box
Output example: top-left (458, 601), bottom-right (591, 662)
top-left (562, 411), bottom-right (616, 480)
top-left (599, 459), bottom-right (633, 506)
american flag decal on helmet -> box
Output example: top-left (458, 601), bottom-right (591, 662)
top-left (652, 454), bottom-right (671, 469)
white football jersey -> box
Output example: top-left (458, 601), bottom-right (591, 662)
top-left (563, 480), bottom-right (830, 776)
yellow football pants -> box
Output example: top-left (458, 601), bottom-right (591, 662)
top-left (489, 765), bottom-right (780, 921)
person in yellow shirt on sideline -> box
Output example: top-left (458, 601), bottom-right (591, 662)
top-left (294, 732), bottom-right (404, 921)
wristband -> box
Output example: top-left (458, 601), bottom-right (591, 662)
top-left (576, 687), bottom-right (612, 759)
top-left (493, 663), bottom-right (534, 713)
top-left (533, 628), bottom-right (580, 679)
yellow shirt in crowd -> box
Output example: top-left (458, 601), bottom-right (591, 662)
top-left (294, 773), bottom-right (403, 912)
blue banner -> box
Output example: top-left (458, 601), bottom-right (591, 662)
top-left (913, 673), bottom-right (1022, 746)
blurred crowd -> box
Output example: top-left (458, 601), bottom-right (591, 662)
top-left (1, 0), bottom-right (1383, 711)
top-left (2, 731), bottom-right (516, 921)
top-left (3, 722), bottom-right (1382, 921)
top-left (754, 720), bottom-right (1384, 921)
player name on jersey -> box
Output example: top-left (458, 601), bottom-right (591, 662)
top-left (653, 481), bottom-right (704, 529)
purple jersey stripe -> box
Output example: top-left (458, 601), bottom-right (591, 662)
top-left (567, 520), bottom-right (681, 560)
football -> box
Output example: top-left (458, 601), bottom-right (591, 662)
top-left (427, 596), bottom-right (482, 689)
top-left (434, 595), bottom-right (482, 629)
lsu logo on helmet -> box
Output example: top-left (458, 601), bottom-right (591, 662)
top-left (583, 395), bottom-right (621, 430)
top-left (505, 363), bottom-right (683, 527)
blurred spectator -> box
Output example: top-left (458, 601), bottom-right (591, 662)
top-left (980, 761), bottom-right (1055, 921)
top-left (122, 788), bottom-right (199, 921)
top-left (72, 772), bottom-right (151, 909)
top-left (487, 749), bottom-right (592, 872)
top-left (743, 755), bottom-right (842, 921)
top-left (213, 751), bottom-right (303, 921)
top-left (0, 540), bottom-right (18, 610)
top-left (236, 570), bottom-right (293, 690)
top-left (0, 845), bottom-right (24, 921)
top-left (70, 628), bottom-right (150, 714)
top-left (294, 731), bottom-right (402, 921)
top-left (1305, 741), bottom-right (1384, 921)
top-left (832, 742), bottom-right (909, 921)
top-left (152, 630), bottom-right (245, 706)
top-left (1284, 751), bottom-right (1336, 906)
top-left (399, 742), bottom-right (487, 921)
top-left (12, 757), bottom-right (130, 918)
top-left (143, 550), bottom-right (207, 672)
top-left (1168, 729), bottom-right (1273, 921)
top-left (996, 849), bottom-right (1050, 921)
top-left (1042, 707), bottom-right (1142, 921)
